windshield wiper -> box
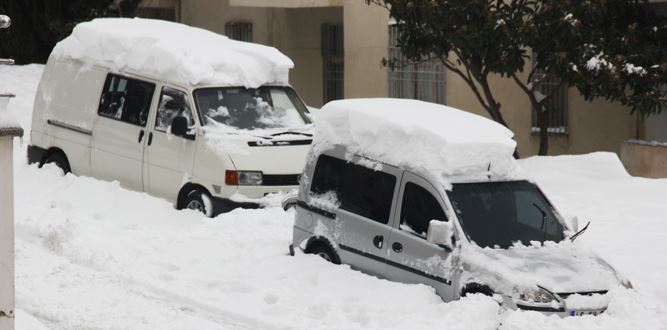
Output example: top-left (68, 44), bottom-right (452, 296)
top-left (270, 131), bottom-right (313, 137)
top-left (532, 203), bottom-right (547, 241)
top-left (569, 221), bottom-right (590, 242)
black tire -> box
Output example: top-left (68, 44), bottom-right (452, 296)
top-left (307, 243), bottom-right (341, 265)
top-left (183, 190), bottom-right (213, 217)
top-left (461, 284), bottom-right (494, 297)
top-left (42, 152), bottom-right (70, 174)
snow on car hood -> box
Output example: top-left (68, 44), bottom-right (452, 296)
top-left (459, 240), bottom-right (625, 294)
top-left (202, 126), bottom-right (311, 174)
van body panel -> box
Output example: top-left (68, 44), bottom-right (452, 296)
top-left (91, 117), bottom-right (148, 191)
top-left (34, 58), bottom-right (107, 131)
top-left (144, 130), bottom-right (197, 202)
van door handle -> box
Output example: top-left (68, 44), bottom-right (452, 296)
top-left (372, 235), bottom-right (384, 249)
top-left (138, 130), bottom-right (145, 143)
top-left (147, 132), bottom-right (153, 146)
top-left (392, 242), bottom-right (403, 253)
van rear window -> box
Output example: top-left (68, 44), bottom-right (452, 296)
top-left (98, 74), bottom-right (155, 127)
top-left (310, 154), bottom-right (396, 224)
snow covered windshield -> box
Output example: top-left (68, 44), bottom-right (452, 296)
top-left (193, 86), bottom-right (310, 130)
top-left (448, 181), bottom-right (565, 248)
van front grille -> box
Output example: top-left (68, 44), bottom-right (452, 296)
top-left (262, 174), bottom-right (300, 186)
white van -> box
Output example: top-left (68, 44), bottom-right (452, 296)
top-left (27, 18), bottom-right (313, 216)
top-left (286, 99), bottom-right (631, 316)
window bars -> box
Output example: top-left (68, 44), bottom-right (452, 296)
top-left (387, 25), bottom-right (446, 104)
top-left (530, 59), bottom-right (568, 134)
top-left (321, 23), bottom-right (344, 104)
top-left (225, 22), bottom-right (253, 42)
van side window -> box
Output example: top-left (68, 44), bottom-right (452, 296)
top-left (155, 87), bottom-right (195, 132)
top-left (400, 182), bottom-right (447, 238)
top-left (310, 154), bottom-right (396, 224)
top-left (310, 154), bottom-right (346, 195)
top-left (98, 74), bottom-right (155, 127)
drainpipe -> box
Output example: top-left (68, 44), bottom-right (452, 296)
top-left (0, 14), bottom-right (22, 330)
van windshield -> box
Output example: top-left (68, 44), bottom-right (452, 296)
top-left (193, 86), bottom-right (311, 131)
top-left (447, 181), bottom-right (565, 249)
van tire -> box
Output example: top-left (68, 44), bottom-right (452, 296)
top-left (42, 151), bottom-right (71, 174)
top-left (184, 189), bottom-right (213, 217)
top-left (307, 243), bottom-right (340, 265)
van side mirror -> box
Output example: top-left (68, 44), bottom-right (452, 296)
top-left (170, 116), bottom-right (191, 138)
top-left (427, 220), bottom-right (454, 251)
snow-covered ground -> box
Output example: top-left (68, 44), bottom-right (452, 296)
top-left (2, 65), bottom-right (667, 329)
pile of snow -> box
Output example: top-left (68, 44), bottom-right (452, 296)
top-left (459, 241), bottom-right (625, 294)
top-left (0, 95), bottom-right (19, 128)
top-left (52, 18), bottom-right (293, 87)
top-left (520, 152), bottom-right (631, 181)
top-left (3, 65), bottom-right (667, 329)
top-left (313, 99), bottom-right (520, 185)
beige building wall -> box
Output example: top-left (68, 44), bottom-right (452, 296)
top-left (342, 0), bottom-right (389, 100)
top-left (178, 0), bottom-right (639, 157)
top-left (445, 70), bottom-right (638, 156)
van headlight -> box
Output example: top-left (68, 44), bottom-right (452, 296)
top-left (225, 170), bottom-right (263, 186)
top-left (514, 286), bottom-right (557, 304)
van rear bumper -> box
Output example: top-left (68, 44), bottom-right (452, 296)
top-left (211, 195), bottom-right (261, 215)
top-left (27, 145), bottom-right (46, 165)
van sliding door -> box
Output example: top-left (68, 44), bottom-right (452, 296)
top-left (91, 74), bottom-right (156, 191)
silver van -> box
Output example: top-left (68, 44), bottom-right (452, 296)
top-left (285, 99), bottom-right (631, 317)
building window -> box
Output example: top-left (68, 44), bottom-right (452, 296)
top-left (531, 69), bottom-right (568, 134)
top-left (387, 25), bottom-right (446, 104)
top-left (321, 23), bottom-right (344, 104)
top-left (225, 22), bottom-right (252, 42)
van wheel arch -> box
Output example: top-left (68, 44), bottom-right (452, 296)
top-left (305, 237), bottom-right (341, 264)
top-left (40, 148), bottom-right (71, 174)
top-left (461, 283), bottom-right (495, 297)
top-left (177, 183), bottom-right (212, 210)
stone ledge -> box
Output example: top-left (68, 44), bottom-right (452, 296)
top-left (0, 127), bottom-right (23, 137)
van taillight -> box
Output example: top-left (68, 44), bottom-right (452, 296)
top-left (225, 170), bottom-right (238, 185)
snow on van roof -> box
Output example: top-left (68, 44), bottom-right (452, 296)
top-left (51, 18), bottom-right (293, 88)
top-left (312, 98), bottom-right (521, 184)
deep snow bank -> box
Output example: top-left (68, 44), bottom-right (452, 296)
top-left (52, 18), bottom-right (293, 87)
top-left (2, 65), bottom-right (667, 329)
top-left (520, 152), bottom-right (631, 181)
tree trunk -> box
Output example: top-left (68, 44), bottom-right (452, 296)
top-left (537, 106), bottom-right (549, 155)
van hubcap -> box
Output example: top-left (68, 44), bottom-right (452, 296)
top-left (187, 200), bottom-right (205, 213)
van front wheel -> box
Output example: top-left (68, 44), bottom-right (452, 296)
top-left (184, 190), bottom-right (213, 217)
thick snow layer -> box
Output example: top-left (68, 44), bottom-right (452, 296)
top-left (313, 99), bottom-right (521, 186)
top-left (4, 65), bottom-right (667, 329)
top-left (51, 18), bottom-right (293, 88)
top-left (459, 241), bottom-right (625, 294)
top-left (0, 96), bottom-right (19, 128)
